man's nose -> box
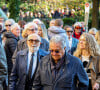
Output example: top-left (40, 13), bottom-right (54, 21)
top-left (80, 40), bottom-right (83, 43)
top-left (52, 51), bottom-right (57, 55)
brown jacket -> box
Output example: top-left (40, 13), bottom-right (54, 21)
top-left (79, 55), bottom-right (100, 88)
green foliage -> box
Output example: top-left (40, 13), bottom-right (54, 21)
top-left (63, 17), bottom-right (76, 26)
top-left (0, 2), bottom-right (6, 7)
top-left (9, 0), bottom-right (21, 21)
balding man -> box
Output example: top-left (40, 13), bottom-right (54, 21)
top-left (9, 34), bottom-right (49, 90)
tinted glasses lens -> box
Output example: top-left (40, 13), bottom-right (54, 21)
top-left (67, 31), bottom-right (73, 33)
top-left (50, 50), bottom-right (60, 53)
top-left (28, 39), bottom-right (40, 43)
top-left (5, 25), bottom-right (11, 27)
top-left (75, 26), bottom-right (81, 29)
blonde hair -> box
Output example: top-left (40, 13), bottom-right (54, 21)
top-left (38, 23), bottom-right (49, 41)
top-left (22, 29), bottom-right (28, 38)
top-left (95, 30), bottom-right (100, 46)
top-left (74, 33), bottom-right (100, 58)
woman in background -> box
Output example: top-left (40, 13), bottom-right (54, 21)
top-left (74, 33), bottom-right (100, 90)
top-left (38, 22), bottom-right (49, 41)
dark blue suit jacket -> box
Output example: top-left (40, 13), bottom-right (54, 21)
top-left (9, 49), bottom-right (49, 90)
top-left (71, 37), bottom-right (79, 55)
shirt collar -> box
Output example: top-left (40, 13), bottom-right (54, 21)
top-left (50, 53), bottom-right (65, 70)
top-left (28, 51), bottom-right (37, 56)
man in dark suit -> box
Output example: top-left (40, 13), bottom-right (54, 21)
top-left (32, 35), bottom-right (89, 90)
top-left (9, 34), bottom-right (49, 90)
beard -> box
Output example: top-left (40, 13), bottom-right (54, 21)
top-left (29, 45), bottom-right (40, 53)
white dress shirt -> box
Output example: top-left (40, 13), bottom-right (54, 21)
top-left (68, 37), bottom-right (72, 49)
top-left (27, 51), bottom-right (37, 78)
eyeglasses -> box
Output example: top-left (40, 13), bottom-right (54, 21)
top-left (5, 24), bottom-right (11, 27)
top-left (66, 31), bottom-right (73, 33)
top-left (75, 26), bottom-right (82, 29)
top-left (49, 50), bottom-right (60, 53)
top-left (28, 39), bottom-right (40, 43)
top-left (28, 28), bottom-right (38, 31)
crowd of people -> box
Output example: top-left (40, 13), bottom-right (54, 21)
top-left (0, 18), bottom-right (100, 90)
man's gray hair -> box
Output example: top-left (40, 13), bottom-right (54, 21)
top-left (33, 19), bottom-right (41, 25)
top-left (50, 35), bottom-right (66, 48)
top-left (64, 25), bottom-right (73, 31)
top-left (5, 19), bottom-right (15, 25)
top-left (24, 22), bottom-right (38, 30)
top-left (11, 23), bottom-right (20, 31)
top-left (27, 33), bottom-right (41, 42)
top-left (89, 28), bottom-right (98, 34)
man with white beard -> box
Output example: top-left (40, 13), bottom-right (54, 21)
top-left (9, 34), bottom-right (49, 90)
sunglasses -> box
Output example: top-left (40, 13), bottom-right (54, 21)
top-left (28, 39), bottom-right (40, 43)
top-left (66, 31), bottom-right (73, 33)
top-left (5, 24), bottom-right (11, 27)
top-left (49, 50), bottom-right (60, 53)
top-left (75, 26), bottom-right (82, 29)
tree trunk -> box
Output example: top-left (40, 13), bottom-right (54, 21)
top-left (92, 0), bottom-right (99, 29)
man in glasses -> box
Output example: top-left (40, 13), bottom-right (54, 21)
top-left (3, 19), bottom-right (15, 33)
top-left (9, 34), bottom-right (48, 90)
top-left (4, 23), bottom-right (20, 81)
top-left (64, 25), bottom-right (79, 55)
top-left (32, 35), bottom-right (89, 90)
top-left (12, 22), bottom-right (49, 64)
top-left (72, 22), bottom-right (83, 39)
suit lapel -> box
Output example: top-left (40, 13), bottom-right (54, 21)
top-left (31, 51), bottom-right (40, 80)
top-left (71, 38), bottom-right (74, 48)
top-left (47, 61), bottom-right (53, 83)
top-left (21, 49), bottom-right (28, 74)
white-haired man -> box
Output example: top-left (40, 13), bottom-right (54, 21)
top-left (3, 19), bottom-right (15, 33)
top-left (89, 28), bottom-right (97, 37)
top-left (4, 23), bottom-right (20, 79)
top-left (33, 35), bottom-right (89, 90)
top-left (9, 34), bottom-right (49, 90)
top-left (12, 22), bottom-right (49, 64)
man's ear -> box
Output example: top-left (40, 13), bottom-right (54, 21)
top-left (26, 40), bottom-right (28, 45)
top-left (64, 47), bottom-right (66, 50)
top-left (61, 25), bottom-right (63, 28)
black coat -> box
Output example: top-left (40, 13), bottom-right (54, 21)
top-left (4, 32), bottom-right (19, 75)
